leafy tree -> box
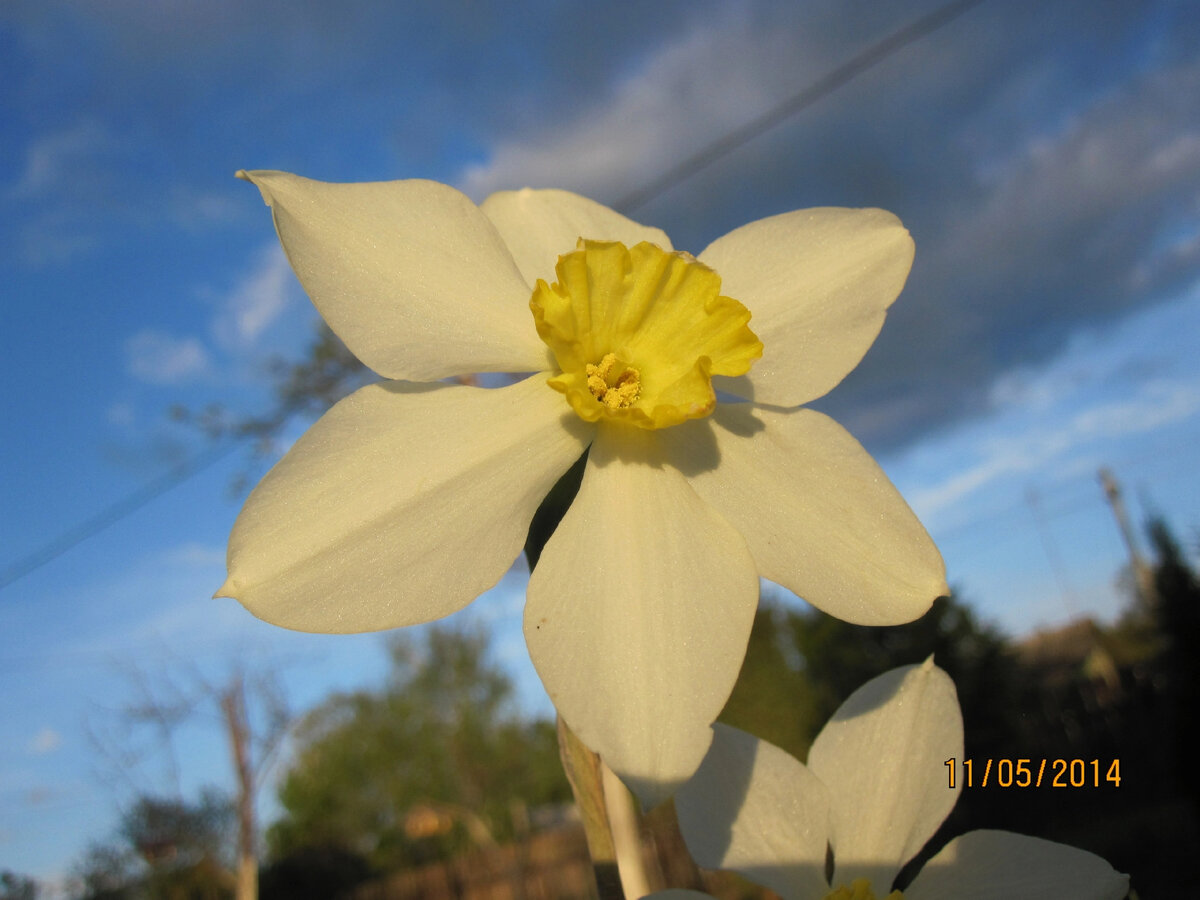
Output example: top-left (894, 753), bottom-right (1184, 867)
top-left (70, 844), bottom-right (138, 900)
top-left (1146, 517), bottom-right (1200, 810)
top-left (268, 624), bottom-right (569, 873)
top-left (1148, 517), bottom-right (1200, 661)
top-left (0, 871), bottom-right (39, 900)
top-left (721, 588), bottom-right (1016, 762)
top-left (122, 791), bottom-right (232, 872)
top-left (68, 793), bottom-right (234, 900)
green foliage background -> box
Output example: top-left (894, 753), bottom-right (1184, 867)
top-left (267, 626), bottom-right (570, 874)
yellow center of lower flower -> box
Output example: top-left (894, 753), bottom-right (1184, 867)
top-left (822, 879), bottom-right (902, 900)
top-left (529, 238), bottom-right (763, 429)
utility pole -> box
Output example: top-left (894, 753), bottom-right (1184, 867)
top-left (221, 679), bottom-right (258, 900)
top-left (1026, 487), bottom-right (1079, 619)
top-left (1098, 467), bottom-right (1156, 607)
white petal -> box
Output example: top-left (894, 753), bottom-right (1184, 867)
top-left (660, 405), bottom-right (946, 625)
top-left (676, 724), bottom-right (832, 900)
top-left (807, 660), bottom-right (963, 889)
top-left (240, 170), bottom-right (549, 380)
top-left (908, 831), bottom-right (1129, 900)
top-left (481, 187), bottom-right (673, 287)
top-left (525, 426), bottom-right (758, 809)
top-left (219, 376), bottom-right (591, 632)
top-left (700, 208), bottom-right (914, 407)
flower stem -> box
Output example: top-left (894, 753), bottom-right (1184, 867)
top-left (557, 716), bottom-right (625, 900)
top-left (602, 761), bottom-right (653, 899)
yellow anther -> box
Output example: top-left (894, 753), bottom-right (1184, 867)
top-left (586, 353), bottom-right (641, 408)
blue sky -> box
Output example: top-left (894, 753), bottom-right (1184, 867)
top-left (3, 0), bottom-right (1200, 889)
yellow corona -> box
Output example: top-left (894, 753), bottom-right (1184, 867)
top-left (530, 238), bottom-right (762, 429)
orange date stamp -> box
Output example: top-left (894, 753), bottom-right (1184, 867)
top-left (944, 757), bottom-right (1121, 788)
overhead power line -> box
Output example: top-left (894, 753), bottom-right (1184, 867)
top-left (615, 0), bottom-right (984, 213)
top-left (0, 0), bottom-right (984, 592)
top-left (0, 441), bottom-right (239, 591)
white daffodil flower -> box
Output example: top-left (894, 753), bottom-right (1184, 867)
top-left (676, 660), bottom-right (1129, 900)
top-left (218, 172), bottom-right (947, 806)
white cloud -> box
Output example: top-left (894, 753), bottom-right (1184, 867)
top-left (125, 329), bottom-right (212, 385)
top-left (1131, 221), bottom-right (1200, 291)
top-left (27, 728), bottom-right (62, 756)
top-left (1069, 380), bottom-right (1200, 439)
top-left (898, 279), bottom-right (1200, 523)
top-left (457, 14), bottom-right (806, 202)
top-left (1145, 131), bottom-right (1200, 178)
top-left (169, 186), bottom-right (246, 229)
top-left (909, 379), bottom-right (1200, 519)
top-left (14, 221), bottom-right (97, 267)
top-left (122, 245), bottom-right (296, 391)
top-left (932, 58), bottom-right (1200, 296)
top-left (212, 244), bottom-right (295, 349)
top-left (164, 542), bottom-right (227, 569)
top-left (5, 119), bottom-right (130, 265)
top-left (7, 120), bottom-right (122, 200)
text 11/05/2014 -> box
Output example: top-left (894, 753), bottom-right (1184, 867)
top-left (944, 757), bottom-right (1121, 789)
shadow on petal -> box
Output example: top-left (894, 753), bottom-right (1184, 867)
top-left (677, 725), bottom-right (832, 900)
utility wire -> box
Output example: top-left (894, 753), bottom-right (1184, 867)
top-left (0, 0), bottom-right (984, 592)
top-left (614, 0), bottom-right (984, 213)
top-left (0, 441), bottom-right (239, 591)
